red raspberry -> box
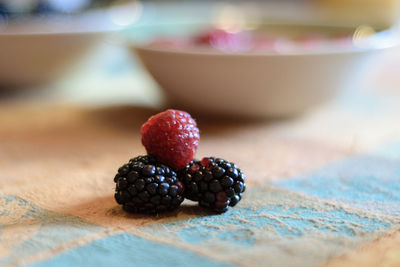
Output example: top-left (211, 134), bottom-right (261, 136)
top-left (141, 109), bottom-right (200, 170)
top-left (194, 28), bottom-right (252, 51)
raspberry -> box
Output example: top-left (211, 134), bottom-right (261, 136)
top-left (141, 109), bottom-right (200, 170)
top-left (179, 157), bottom-right (246, 213)
top-left (114, 155), bottom-right (185, 214)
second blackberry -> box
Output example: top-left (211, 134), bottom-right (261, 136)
top-left (180, 157), bottom-right (246, 213)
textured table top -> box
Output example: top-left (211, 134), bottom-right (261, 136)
top-left (1, 39), bottom-right (400, 267)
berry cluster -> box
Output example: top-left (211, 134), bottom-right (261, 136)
top-left (113, 109), bottom-right (246, 214)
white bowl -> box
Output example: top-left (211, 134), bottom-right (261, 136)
top-left (0, 32), bottom-right (105, 87)
top-left (0, 9), bottom-right (123, 87)
top-left (130, 24), bottom-right (399, 118)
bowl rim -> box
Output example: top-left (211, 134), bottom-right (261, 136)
top-left (128, 21), bottom-right (400, 57)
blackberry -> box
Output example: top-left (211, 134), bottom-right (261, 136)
top-left (114, 155), bottom-right (184, 214)
top-left (180, 157), bottom-right (246, 213)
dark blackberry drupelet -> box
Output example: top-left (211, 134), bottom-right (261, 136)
top-left (114, 155), bottom-right (184, 214)
top-left (179, 157), bottom-right (246, 213)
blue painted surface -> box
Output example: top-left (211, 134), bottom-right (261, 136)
top-left (373, 141), bottom-right (400, 160)
top-left (171, 206), bottom-right (392, 246)
top-left (0, 195), bottom-right (103, 266)
top-left (30, 233), bottom-right (235, 267)
top-left (259, 205), bottom-right (390, 236)
top-left (275, 155), bottom-right (400, 217)
top-left (142, 187), bottom-right (396, 249)
top-left (334, 90), bottom-right (384, 115)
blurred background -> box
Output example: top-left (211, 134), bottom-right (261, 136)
top-left (0, 0), bottom-right (400, 118)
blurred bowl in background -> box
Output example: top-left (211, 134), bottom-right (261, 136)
top-left (128, 21), bottom-right (400, 118)
top-left (0, 2), bottom-right (136, 87)
top-left (0, 31), bottom-right (104, 87)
